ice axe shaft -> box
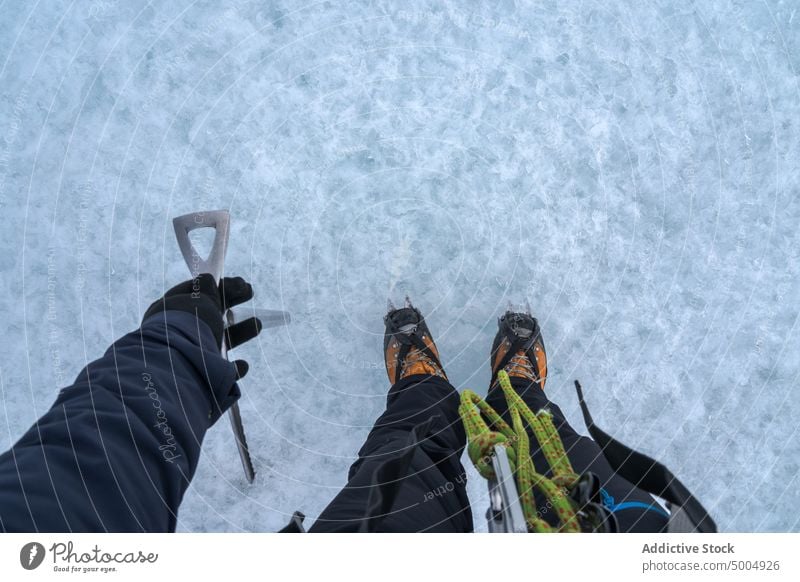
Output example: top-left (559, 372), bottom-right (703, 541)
top-left (172, 210), bottom-right (256, 483)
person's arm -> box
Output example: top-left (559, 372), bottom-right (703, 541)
top-left (0, 275), bottom-right (261, 532)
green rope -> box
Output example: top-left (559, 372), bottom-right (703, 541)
top-left (459, 370), bottom-right (581, 532)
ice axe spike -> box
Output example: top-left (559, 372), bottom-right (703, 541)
top-left (172, 210), bottom-right (256, 483)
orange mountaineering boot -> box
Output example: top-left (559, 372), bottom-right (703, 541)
top-left (383, 299), bottom-right (447, 385)
top-left (490, 309), bottom-right (547, 389)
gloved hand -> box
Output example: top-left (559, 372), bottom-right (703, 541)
top-left (143, 273), bottom-right (262, 379)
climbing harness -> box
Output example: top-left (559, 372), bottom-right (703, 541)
top-left (574, 380), bottom-right (716, 533)
top-left (460, 370), bottom-right (614, 532)
top-left (459, 371), bottom-right (716, 533)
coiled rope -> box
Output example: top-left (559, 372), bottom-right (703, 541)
top-left (459, 370), bottom-right (581, 532)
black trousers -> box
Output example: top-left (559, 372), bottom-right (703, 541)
top-left (310, 375), bottom-right (668, 533)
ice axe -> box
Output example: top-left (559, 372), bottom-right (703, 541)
top-left (172, 209), bottom-right (290, 483)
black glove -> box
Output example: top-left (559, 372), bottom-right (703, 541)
top-left (143, 273), bottom-right (262, 378)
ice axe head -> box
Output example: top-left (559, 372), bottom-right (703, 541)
top-left (172, 210), bottom-right (231, 282)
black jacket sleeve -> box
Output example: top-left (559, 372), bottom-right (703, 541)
top-left (0, 310), bottom-right (240, 532)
